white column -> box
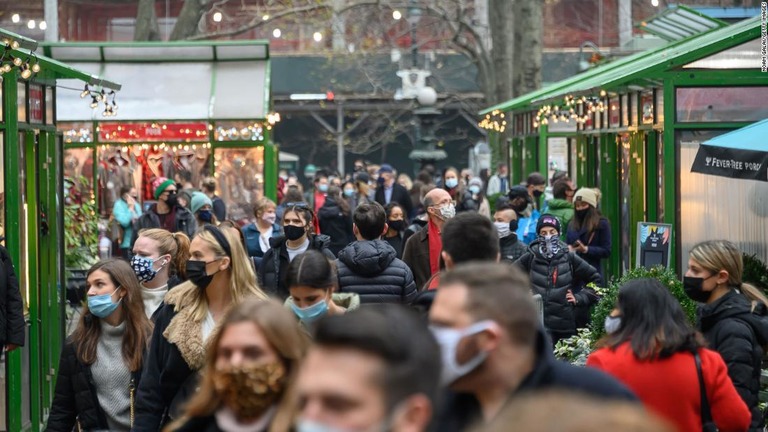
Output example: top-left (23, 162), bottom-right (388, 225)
top-left (618, 0), bottom-right (633, 48)
top-left (44, 0), bottom-right (59, 41)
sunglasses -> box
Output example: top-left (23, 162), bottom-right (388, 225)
top-left (284, 202), bottom-right (310, 209)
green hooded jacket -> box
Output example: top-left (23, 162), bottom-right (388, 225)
top-left (544, 198), bottom-right (574, 241)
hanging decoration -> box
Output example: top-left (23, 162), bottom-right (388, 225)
top-left (0, 39), bottom-right (41, 83)
top-left (532, 91), bottom-right (608, 128)
top-left (215, 122), bottom-right (266, 141)
top-left (478, 109), bottom-right (507, 132)
top-left (79, 84), bottom-right (119, 117)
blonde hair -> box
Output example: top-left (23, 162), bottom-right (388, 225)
top-left (181, 227), bottom-right (268, 322)
top-left (253, 197), bottom-right (277, 219)
top-left (166, 299), bottom-right (309, 432)
top-left (689, 240), bottom-right (768, 310)
top-left (397, 173), bottom-right (413, 191)
top-left (138, 229), bottom-right (191, 279)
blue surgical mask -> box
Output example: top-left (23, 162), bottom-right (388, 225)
top-left (318, 184), bottom-right (329, 193)
top-left (445, 178), bottom-right (458, 189)
top-left (343, 189), bottom-right (355, 197)
top-left (88, 286), bottom-right (122, 318)
top-left (469, 185), bottom-right (481, 194)
top-left (290, 298), bottom-right (329, 323)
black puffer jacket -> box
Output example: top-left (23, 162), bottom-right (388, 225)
top-left (699, 289), bottom-right (768, 431)
top-left (259, 235), bottom-right (336, 300)
top-left (46, 338), bottom-right (142, 432)
top-left (499, 234), bottom-right (528, 263)
top-left (336, 240), bottom-right (417, 304)
top-left (514, 239), bottom-right (601, 336)
top-left (0, 244), bottom-right (24, 347)
top-left (317, 197), bottom-right (354, 257)
top-left (132, 205), bottom-right (197, 245)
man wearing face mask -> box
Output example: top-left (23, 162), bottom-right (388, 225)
top-left (429, 262), bottom-right (635, 432)
top-left (133, 177), bottom-right (197, 246)
top-left (403, 188), bottom-right (455, 291)
top-left (295, 305), bottom-right (441, 432)
top-left (374, 164), bottom-right (414, 221)
top-left (507, 186), bottom-right (537, 245)
top-left (304, 172), bottom-right (330, 215)
top-left (526, 172), bottom-right (546, 212)
top-left (493, 202), bottom-right (527, 262)
top-left (514, 215), bottom-right (601, 344)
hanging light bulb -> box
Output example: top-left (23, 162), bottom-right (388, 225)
top-left (20, 65), bottom-right (32, 79)
top-left (31, 62), bottom-right (40, 73)
top-left (1, 64), bottom-right (12, 74)
top-left (90, 96), bottom-right (99, 108)
top-left (80, 85), bottom-right (90, 98)
top-left (13, 57), bottom-right (23, 67)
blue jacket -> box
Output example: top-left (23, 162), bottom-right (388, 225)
top-left (242, 222), bottom-right (282, 259)
top-left (112, 199), bottom-right (142, 249)
top-left (565, 217), bottom-right (611, 278)
top-left (516, 209), bottom-right (540, 245)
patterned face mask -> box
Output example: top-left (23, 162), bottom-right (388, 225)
top-left (212, 361), bottom-right (287, 422)
top-left (538, 235), bottom-right (561, 259)
top-left (130, 255), bottom-right (167, 283)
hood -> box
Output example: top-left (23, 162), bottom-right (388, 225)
top-left (338, 240), bottom-right (397, 276)
top-left (317, 198), bottom-right (343, 217)
top-left (700, 290), bottom-right (768, 345)
top-left (546, 199), bottom-right (573, 210)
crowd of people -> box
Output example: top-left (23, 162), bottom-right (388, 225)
top-left (41, 159), bottom-right (768, 432)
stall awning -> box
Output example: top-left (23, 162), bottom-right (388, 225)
top-left (638, 5), bottom-right (727, 41)
top-left (42, 41), bottom-right (270, 122)
top-left (691, 118), bottom-right (768, 182)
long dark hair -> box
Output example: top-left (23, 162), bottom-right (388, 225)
top-left (599, 278), bottom-right (705, 360)
top-left (286, 250), bottom-right (337, 292)
top-left (73, 259), bottom-right (153, 372)
top-left (569, 204), bottom-right (603, 235)
top-left (326, 185), bottom-right (350, 217)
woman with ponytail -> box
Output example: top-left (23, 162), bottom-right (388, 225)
top-left (685, 240), bottom-right (768, 431)
top-left (131, 229), bottom-right (191, 319)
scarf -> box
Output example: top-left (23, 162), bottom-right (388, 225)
top-left (427, 218), bottom-right (443, 290)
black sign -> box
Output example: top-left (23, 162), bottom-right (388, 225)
top-left (636, 223), bottom-right (673, 270)
top-left (691, 144), bottom-right (768, 182)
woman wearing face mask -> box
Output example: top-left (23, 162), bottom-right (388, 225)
top-left (113, 186), bottom-right (142, 258)
top-left (383, 203), bottom-right (407, 259)
top-left (317, 186), bottom-right (354, 257)
top-left (133, 225), bottom-right (268, 431)
top-left (565, 188), bottom-right (611, 280)
top-left (259, 204), bottom-right (336, 300)
top-left (131, 229), bottom-right (191, 319)
top-left (243, 197), bottom-right (282, 267)
top-left (514, 215), bottom-right (601, 344)
top-left (587, 278), bottom-right (750, 432)
top-left (685, 240), bottom-right (768, 431)
top-left (47, 259), bottom-right (153, 432)
top-left (341, 180), bottom-right (359, 209)
top-left (467, 177), bottom-right (491, 218)
top-left (284, 250), bottom-right (360, 330)
top-left (166, 299), bottom-right (308, 432)
top-left (191, 191), bottom-right (218, 227)
top-left (442, 167), bottom-right (478, 213)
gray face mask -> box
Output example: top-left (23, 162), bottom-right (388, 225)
top-left (604, 315), bottom-right (621, 334)
top-left (439, 203), bottom-right (456, 220)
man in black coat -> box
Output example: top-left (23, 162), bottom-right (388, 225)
top-left (336, 202), bottom-right (417, 304)
top-left (374, 164), bottom-right (413, 221)
top-left (0, 241), bottom-right (24, 353)
top-left (429, 262), bottom-right (636, 432)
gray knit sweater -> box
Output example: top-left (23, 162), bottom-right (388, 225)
top-left (92, 320), bottom-right (132, 431)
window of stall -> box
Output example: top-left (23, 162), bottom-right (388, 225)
top-left (630, 93), bottom-right (638, 127)
top-left (45, 87), bottom-right (55, 125)
top-left (213, 145), bottom-right (265, 222)
top-left (655, 89), bottom-right (664, 125)
top-left (609, 96), bottom-right (620, 128)
top-left (17, 82), bottom-right (27, 123)
top-left (641, 92), bottom-right (654, 125)
top-left (675, 87), bottom-right (768, 122)
top-left (621, 95), bottom-right (629, 127)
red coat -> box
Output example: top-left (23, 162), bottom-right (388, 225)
top-left (587, 342), bottom-right (750, 432)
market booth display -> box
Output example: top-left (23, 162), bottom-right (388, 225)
top-left (0, 29), bottom-right (120, 431)
top-left (480, 11), bottom-right (767, 280)
top-left (44, 40), bottom-right (278, 225)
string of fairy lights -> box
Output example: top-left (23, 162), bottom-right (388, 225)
top-left (479, 91), bottom-right (611, 132)
top-left (0, 39), bottom-right (41, 84)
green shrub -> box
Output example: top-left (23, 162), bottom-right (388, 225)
top-left (743, 253), bottom-right (768, 293)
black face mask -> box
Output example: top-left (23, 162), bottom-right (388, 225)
top-left (533, 189), bottom-right (544, 198)
top-left (165, 192), bottom-right (178, 208)
top-left (284, 225), bottom-right (306, 241)
top-left (575, 208), bottom-right (589, 219)
top-left (683, 275), bottom-right (714, 303)
top-left (509, 219), bottom-right (519, 233)
top-left (187, 260), bottom-right (219, 290)
top-left (512, 200), bottom-right (528, 214)
top-left (388, 220), bottom-right (405, 232)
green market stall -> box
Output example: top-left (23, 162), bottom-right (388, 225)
top-left (0, 29), bottom-right (120, 431)
top-left (480, 14), bottom-right (767, 280)
top-left (42, 40), bottom-right (279, 226)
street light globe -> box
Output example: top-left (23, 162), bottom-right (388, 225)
top-left (213, 12), bottom-right (222, 22)
top-left (12, 14), bottom-right (20, 23)
top-left (393, 10), bottom-right (402, 20)
top-left (313, 32), bottom-right (323, 42)
top-left (272, 28), bottom-right (282, 38)
top-left (417, 86), bottom-right (437, 106)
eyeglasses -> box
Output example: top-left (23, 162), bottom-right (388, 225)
top-left (284, 202), bottom-right (310, 209)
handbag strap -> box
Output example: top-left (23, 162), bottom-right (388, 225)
top-left (694, 351), bottom-right (715, 424)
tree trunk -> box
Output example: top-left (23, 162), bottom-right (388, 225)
top-left (513, 0), bottom-right (542, 96)
top-left (170, 0), bottom-right (206, 41)
top-left (135, 0), bottom-right (161, 41)
top-left (488, 0), bottom-right (515, 106)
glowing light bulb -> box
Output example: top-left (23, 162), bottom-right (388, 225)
top-left (313, 32), bottom-right (323, 42)
top-left (213, 12), bottom-right (222, 22)
top-left (11, 14), bottom-right (20, 23)
top-left (39, 21), bottom-right (47, 30)
top-left (393, 10), bottom-right (402, 20)
top-left (31, 63), bottom-right (40, 73)
top-left (27, 20), bottom-right (36, 29)
top-left (272, 28), bottom-right (281, 38)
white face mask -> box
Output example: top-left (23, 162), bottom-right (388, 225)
top-left (604, 315), bottom-right (621, 334)
top-left (438, 203), bottom-right (456, 220)
top-left (494, 221), bottom-right (511, 238)
top-left (430, 320), bottom-right (494, 386)
top-left (296, 413), bottom-right (394, 432)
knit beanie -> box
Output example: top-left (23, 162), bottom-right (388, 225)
top-left (536, 214), bottom-right (561, 235)
top-left (574, 188), bottom-right (600, 208)
top-left (152, 177), bottom-right (175, 200)
top-left (190, 191), bottom-right (213, 214)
